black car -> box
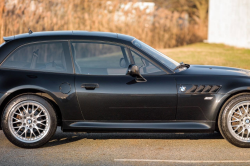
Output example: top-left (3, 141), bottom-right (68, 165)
top-left (0, 31), bottom-right (250, 148)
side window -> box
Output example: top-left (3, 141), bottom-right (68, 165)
top-left (2, 42), bottom-right (70, 73)
top-left (131, 51), bottom-right (163, 75)
top-left (71, 42), bottom-right (130, 75)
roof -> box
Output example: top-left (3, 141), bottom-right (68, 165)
top-left (3, 31), bottom-right (134, 42)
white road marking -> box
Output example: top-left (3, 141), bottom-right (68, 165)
top-left (114, 159), bottom-right (250, 163)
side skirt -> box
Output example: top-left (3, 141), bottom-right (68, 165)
top-left (62, 121), bottom-right (215, 133)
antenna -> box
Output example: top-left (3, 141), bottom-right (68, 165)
top-left (28, 28), bottom-right (33, 34)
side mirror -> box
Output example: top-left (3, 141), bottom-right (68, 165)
top-left (126, 64), bottom-right (147, 82)
top-left (120, 58), bottom-right (127, 68)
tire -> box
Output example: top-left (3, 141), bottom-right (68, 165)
top-left (219, 93), bottom-right (250, 148)
top-left (1, 94), bottom-right (57, 148)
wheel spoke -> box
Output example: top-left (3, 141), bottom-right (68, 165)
top-left (13, 117), bottom-right (21, 121)
top-left (231, 115), bottom-right (240, 120)
top-left (24, 128), bottom-right (28, 138)
top-left (241, 128), bottom-right (246, 139)
top-left (16, 126), bottom-right (22, 133)
top-left (234, 112), bottom-right (241, 116)
top-left (243, 105), bottom-right (248, 114)
top-left (20, 130), bottom-right (25, 136)
top-left (238, 107), bottom-right (243, 115)
top-left (14, 112), bottom-right (23, 117)
top-left (13, 121), bottom-right (22, 124)
top-left (38, 115), bottom-right (46, 118)
top-left (27, 104), bottom-right (30, 114)
top-left (18, 108), bottom-right (25, 116)
top-left (37, 123), bottom-right (46, 126)
top-left (38, 119), bottom-right (46, 123)
top-left (35, 126), bottom-right (45, 131)
top-left (33, 106), bottom-right (39, 116)
top-left (230, 120), bottom-right (240, 123)
top-left (36, 110), bottom-right (43, 117)
top-left (35, 127), bottom-right (41, 134)
top-left (233, 125), bottom-right (241, 131)
top-left (237, 128), bottom-right (244, 135)
top-left (22, 106), bottom-right (28, 115)
top-left (30, 129), bottom-right (34, 139)
top-left (30, 104), bottom-right (37, 116)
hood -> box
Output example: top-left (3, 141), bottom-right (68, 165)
top-left (177, 65), bottom-right (250, 77)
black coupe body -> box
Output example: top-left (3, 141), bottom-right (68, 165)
top-left (1, 31), bottom-right (250, 148)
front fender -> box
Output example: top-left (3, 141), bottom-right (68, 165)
top-left (211, 87), bottom-right (250, 122)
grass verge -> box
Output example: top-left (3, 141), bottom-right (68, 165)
top-left (159, 43), bottom-right (250, 70)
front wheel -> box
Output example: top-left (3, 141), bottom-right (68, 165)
top-left (219, 93), bottom-right (250, 148)
top-left (1, 95), bottom-right (57, 148)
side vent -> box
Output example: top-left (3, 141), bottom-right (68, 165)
top-left (209, 85), bottom-right (220, 93)
top-left (195, 85), bottom-right (205, 92)
top-left (186, 85), bottom-right (197, 93)
top-left (185, 85), bottom-right (221, 94)
top-left (202, 85), bottom-right (212, 92)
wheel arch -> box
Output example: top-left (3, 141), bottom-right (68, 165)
top-left (0, 88), bottom-right (62, 130)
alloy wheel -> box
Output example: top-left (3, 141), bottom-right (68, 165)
top-left (228, 101), bottom-right (250, 142)
top-left (8, 101), bottom-right (51, 143)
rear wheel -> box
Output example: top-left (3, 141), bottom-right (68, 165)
top-left (219, 93), bottom-right (250, 147)
top-left (1, 95), bottom-right (57, 148)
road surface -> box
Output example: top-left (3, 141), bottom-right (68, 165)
top-left (0, 128), bottom-right (250, 166)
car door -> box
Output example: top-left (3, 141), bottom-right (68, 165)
top-left (72, 40), bottom-right (177, 121)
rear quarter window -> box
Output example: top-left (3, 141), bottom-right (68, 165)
top-left (1, 41), bottom-right (70, 73)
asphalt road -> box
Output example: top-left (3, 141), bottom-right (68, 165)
top-left (1, 128), bottom-right (250, 166)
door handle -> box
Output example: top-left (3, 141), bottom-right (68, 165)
top-left (81, 83), bottom-right (99, 90)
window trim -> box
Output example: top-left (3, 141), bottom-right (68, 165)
top-left (121, 47), bottom-right (130, 67)
top-left (0, 40), bottom-right (74, 74)
top-left (69, 40), bottom-right (167, 76)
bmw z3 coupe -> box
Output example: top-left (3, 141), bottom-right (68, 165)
top-left (0, 31), bottom-right (250, 148)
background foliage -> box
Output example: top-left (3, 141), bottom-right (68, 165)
top-left (0, 0), bottom-right (208, 48)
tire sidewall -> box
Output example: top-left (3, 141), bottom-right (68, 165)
top-left (1, 94), bottom-right (57, 148)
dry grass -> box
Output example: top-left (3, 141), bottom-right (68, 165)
top-left (0, 0), bottom-right (207, 48)
top-left (159, 43), bottom-right (250, 70)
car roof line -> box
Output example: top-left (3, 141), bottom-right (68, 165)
top-left (2, 31), bottom-right (121, 42)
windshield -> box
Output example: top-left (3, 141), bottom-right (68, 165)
top-left (131, 39), bottom-right (179, 70)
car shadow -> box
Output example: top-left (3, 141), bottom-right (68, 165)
top-left (43, 128), bottom-right (224, 148)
